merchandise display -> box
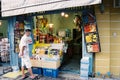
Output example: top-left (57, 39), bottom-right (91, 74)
top-left (83, 11), bottom-right (101, 53)
top-left (31, 43), bottom-right (64, 73)
top-left (87, 43), bottom-right (99, 52)
top-left (0, 38), bottom-right (10, 62)
top-left (30, 43), bottom-right (64, 78)
top-left (14, 21), bottom-right (24, 53)
top-left (84, 23), bottom-right (96, 33)
top-left (85, 33), bottom-right (98, 43)
top-left (31, 43), bottom-right (64, 65)
top-left (31, 16), bottom-right (65, 72)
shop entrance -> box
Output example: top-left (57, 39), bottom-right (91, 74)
top-left (14, 11), bottom-right (83, 73)
top-left (36, 12), bottom-right (83, 74)
top-left (60, 29), bottom-right (82, 74)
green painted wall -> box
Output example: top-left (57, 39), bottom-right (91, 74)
top-left (44, 12), bottom-right (82, 38)
top-left (0, 20), bottom-right (8, 37)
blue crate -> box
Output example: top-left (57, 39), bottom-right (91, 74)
top-left (43, 68), bottom-right (59, 78)
top-left (32, 67), bottom-right (42, 75)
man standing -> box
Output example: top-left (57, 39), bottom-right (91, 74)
top-left (19, 28), bottom-right (35, 79)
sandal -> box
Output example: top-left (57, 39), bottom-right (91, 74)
top-left (30, 75), bottom-right (36, 79)
top-left (21, 75), bottom-right (28, 79)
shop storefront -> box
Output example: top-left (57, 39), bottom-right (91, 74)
top-left (0, 19), bottom-right (10, 66)
top-left (1, 0), bottom-right (104, 79)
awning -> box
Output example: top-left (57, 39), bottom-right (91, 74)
top-left (1, 0), bottom-right (101, 17)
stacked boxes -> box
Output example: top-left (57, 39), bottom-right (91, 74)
top-left (80, 57), bottom-right (90, 80)
top-left (30, 59), bottom-right (42, 75)
top-left (30, 58), bottom-right (60, 77)
top-left (30, 59), bottom-right (42, 67)
top-left (31, 43), bottom-right (64, 77)
top-left (32, 67), bottom-right (42, 75)
top-left (30, 57), bottom-right (60, 69)
top-left (43, 68), bottom-right (59, 78)
top-left (42, 60), bottom-right (60, 78)
top-left (41, 60), bottom-right (60, 69)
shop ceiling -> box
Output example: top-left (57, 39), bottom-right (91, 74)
top-left (1, 0), bottom-right (101, 17)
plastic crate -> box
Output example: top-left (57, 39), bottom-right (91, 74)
top-left (32, 67), bottom-right (42, 75)
top-left (43, 68), bottom-right (59, 78)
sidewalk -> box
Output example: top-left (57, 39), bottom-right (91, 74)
top-left (0, 67), bottom-right (120, 80)
top-left (0, 73), bottom-right (120, 80)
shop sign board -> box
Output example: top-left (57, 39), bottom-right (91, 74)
top-left (82, 10), bottom-right (101, 53)
top-left (1, 0), bottom-right (101, 17)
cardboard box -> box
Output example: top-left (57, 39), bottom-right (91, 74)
top-left (30, 59), bottom-right (42, 67)
top-left (42, 60), bottom-right (60, 69)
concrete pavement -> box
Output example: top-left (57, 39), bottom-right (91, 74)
top-left (0, 67), bottom-right (120, 80)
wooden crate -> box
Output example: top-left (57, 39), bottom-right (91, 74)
top-left (42, 60), bottom-right (60, 69)
top-left (30, 59), bottom-right (42, 67)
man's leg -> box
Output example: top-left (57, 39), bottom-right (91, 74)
top-left (25, 58), bottom-right (35, 78)
top-left (21, 66), bottom-right (25, 78)
top-left (28, 68), bottom-right (35, 78)
top-left (21, 58), bottom-right (25, 78)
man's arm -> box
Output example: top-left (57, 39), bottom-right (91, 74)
top-left (19, 46), bottom-right (26, 57)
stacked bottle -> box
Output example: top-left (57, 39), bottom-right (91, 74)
top-left (80, 57), bottom-right (90, 80)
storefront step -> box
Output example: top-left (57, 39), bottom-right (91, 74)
top-left (58, 72), bottom-right (80, 79)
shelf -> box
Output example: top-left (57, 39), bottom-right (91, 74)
top-left (14, 29), bottom-right (24, 53)
top-left (14, 29), bottom-right (24, 31)
top-left (86, 42), bottom-right (99, 44)
top-left (84, 32), bottom-right (98, 35)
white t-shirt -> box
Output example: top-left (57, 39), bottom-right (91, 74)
top-left (19, 34), bottom-right (32, 57)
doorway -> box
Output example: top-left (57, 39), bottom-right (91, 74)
top-left (60, 29), bottom-right (82, 74)
top-left (41, 12), bottom-right (83, 74)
